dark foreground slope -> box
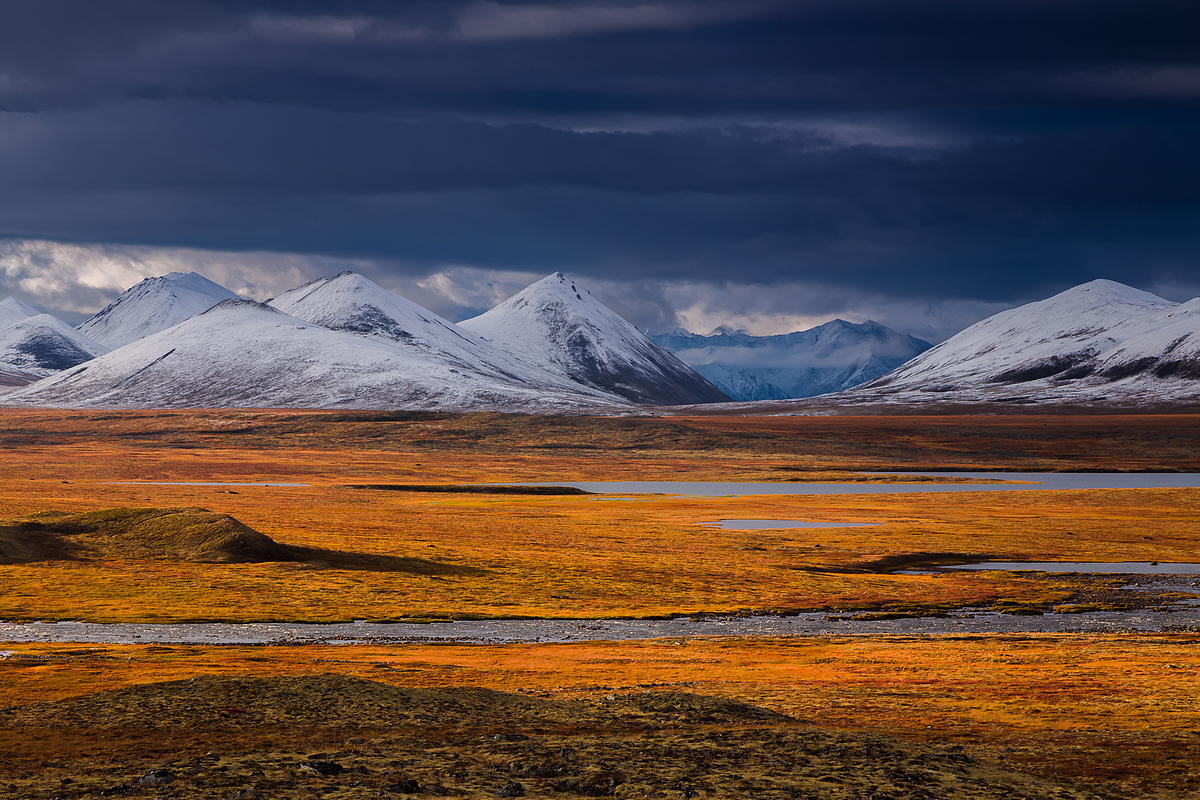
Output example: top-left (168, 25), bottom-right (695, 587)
top-left (0, 675), bottom-right (1098, 800)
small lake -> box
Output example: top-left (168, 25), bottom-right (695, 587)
top-left (517, 473), bottom-right (1200, 496)
top-left (948, 561), bottom-right (1200, 574)
top-left (699, 519), bottom-right (878, 530)
top-left (105, 482), bottom-right (310, 487)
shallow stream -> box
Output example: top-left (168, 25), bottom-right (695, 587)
top-left (3, 605), bottom-right (1198, 646)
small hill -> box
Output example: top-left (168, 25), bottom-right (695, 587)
top-left (1, 507), bottom-right (296, 564)
top-left (462, 272), bottom-right (730, 405)
top-left (0, 507), bottom-right (484, 574)
top-left (0, 675), bottom-right (1099, 800)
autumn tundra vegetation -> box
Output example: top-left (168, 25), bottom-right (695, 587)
top-left (1, 409), bottom-right (1198, 798)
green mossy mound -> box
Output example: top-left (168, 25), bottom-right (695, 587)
top-left (0, 507), bottom-right (483, 575)
top-left (0, 507), bottom-right (294, 564)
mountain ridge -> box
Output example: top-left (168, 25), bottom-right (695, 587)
top-left (5, 297), bottom-right (628, 412)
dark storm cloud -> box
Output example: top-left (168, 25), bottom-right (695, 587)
top-left (0, 0), bottom-right (1198, 322)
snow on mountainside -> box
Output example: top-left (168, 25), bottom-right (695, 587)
top-left (269, 271), bottom-right (613, 398)
top-left (461, 272), bottom-right (730, 405)
top-left (77, 272), bottom-right (240, 348)
top-left (831, 279), bottom-right (1200, 407)
top-left (0, 314), bottom-right (109, 379)
top-left (648, 320), bottom-right (931, 400)
top-left (0, 364), bottom-right (40, 389)
top-left (4, 300), bottom-right (628, 412)
top-left (0, 297), bottom-right (42, 329)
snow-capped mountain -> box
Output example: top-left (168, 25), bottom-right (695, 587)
top-left (461, 272), bottom-right (730, 405)
top-left (648, 320), bottom-right (931, 401)
top-left (0, 296), bottom-right (42, 329)
top-left (4, 299), bottom-right (628, 412)
top-left (0, 313), bottom-right (109, 379)
top-left (832, 279), bottom-right (1200, 407)
top-left (268, 271), bottom-right (611, 397)
top-left (77, 272), bottom-right (240, 348)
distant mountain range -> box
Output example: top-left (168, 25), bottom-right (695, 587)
top-left (3, 275), bottom-right (1198, 411)
top-left (648, 321), bottom-right (931, 401)
top-left (0, 271), bottom-right (727, 411)
top-left (677, 279), bottom-right (1200, 412)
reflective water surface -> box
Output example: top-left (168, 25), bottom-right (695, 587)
top-left (948, 561), bottom-right (1200, 574)
top-left (106, 482), bottom-right (310, 487)
top-left (518, 473), bottom-right (1200, 496)
top-left (698, 519), bottom-right (878, 529)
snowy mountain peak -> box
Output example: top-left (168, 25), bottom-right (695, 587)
top-left (77, 271), bottom-right (241, 348)
top-left (0, 313), bottom-right (109, 379)
top-left (202, 298), bottom-right (279, 316)
top-left (269, 271), bottom-right (627, 398)
top-left (271, 270), bottom-right (471, 346)
top-left (517, 271), bottom-right (596, 307)
top-left (847, 278), bottom-right (1200, 407)
top-left (0, 296), bottom-right (43, 329)
top-left (1037, 278), bottom-right (1173, 313)
top-left (461, 272), bottom-right (730, 405)
top-left (6, 287), bottom-right (626, 412)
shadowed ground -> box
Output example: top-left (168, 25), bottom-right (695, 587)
top-left (0, 674), bottom-right (1100, 799)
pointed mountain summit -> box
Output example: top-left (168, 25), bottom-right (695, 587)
top-left (0, 296), bottom-right (43, 329)
top-left (0, 314), bottom-right (109, 379)
top-left (862, 279), bottom-right (1175, 391)
top-left (77, 272), bottom-right (240, 348)
top-left (461, 272), bottom-right (730, 405)
top-left (813, 278), bottom-right (1200, 408)
top-left (6, 299), bottom-right (625, 412)
top-left (268, 271), bottom-right (607, 396)
top-left (649, 319), bottom-right (931, 400)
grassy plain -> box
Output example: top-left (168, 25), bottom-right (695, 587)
top-left (2, 409), bottom-right (1200, 798)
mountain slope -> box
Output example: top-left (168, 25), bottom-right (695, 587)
top-left (0, 297), bottom-right (42, 329)
top-left (830, 279), bottom-right (1200, 407)
top-left (269, 271), bottom-right (612, 397)
top-left (0, 314), bottom-right (110, 379)
top-left (4, 299), bottom-right (626, 412)
top-left (77, 272), bottom-right (240, 348)
top-left (649, 320), bottom-right (931, 400)
top-left (461, 273), bottom-right (730, 405)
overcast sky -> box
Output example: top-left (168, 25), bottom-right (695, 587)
top-left (1, 0), bottom-right (1197, 340)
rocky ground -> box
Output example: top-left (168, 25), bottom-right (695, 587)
top-left (0, 675), bottom-right (1108, 799)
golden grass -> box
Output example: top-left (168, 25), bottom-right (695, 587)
top-left (3, 410), bottom-right (1200, 796)
top-left (3, 633), bottom-right (1198, 797)
top-left (1, 472), bottom-right (1197, 621)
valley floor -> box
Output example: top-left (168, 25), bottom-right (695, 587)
top-left (1, 409), bottom-right (1199, 798)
